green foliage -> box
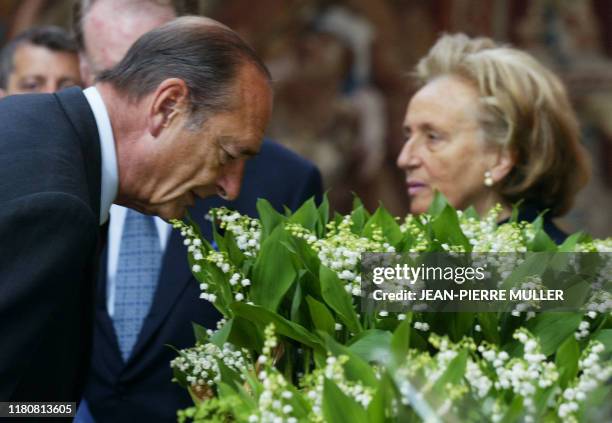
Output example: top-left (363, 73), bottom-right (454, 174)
top-left (526, 312), bottom-right (582, 356)
top-left (320, 265), bottom-right (362, 334)
top-left (250, 226), bottom-right (296, 311)
top-left (170, 196), bottom-right (612, 422)
top-left (323, 378), bottom-right (369, 423)
top-left (556, 336), bottom-right (580, 388)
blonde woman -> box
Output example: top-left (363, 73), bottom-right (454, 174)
top-left (397, 34), bottom-right (590, 242)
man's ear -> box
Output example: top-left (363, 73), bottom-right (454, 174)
top-left (148, 78), bottom-right (189, 137)
top-left (490, 147), bottom-right (515, 183)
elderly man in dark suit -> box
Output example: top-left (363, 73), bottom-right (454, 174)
top-left (71, 1), bottom-right (322, 422)
top-left (0, 16), bottom-right (274, 408)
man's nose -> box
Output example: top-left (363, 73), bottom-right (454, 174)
top-left (216, 160), bottom-right (246, 201)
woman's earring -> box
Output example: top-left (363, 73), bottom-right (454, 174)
top-left (484, 170), bottom-right (494, 187)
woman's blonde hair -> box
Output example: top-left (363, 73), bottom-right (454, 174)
top-left (415, 33), bottom-right (590, 216)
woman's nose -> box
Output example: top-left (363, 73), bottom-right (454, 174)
top-left (397, 138), bottom-right (422, 170)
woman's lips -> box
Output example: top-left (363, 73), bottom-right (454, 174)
top-left (406, 181), bottom-right (427, 196)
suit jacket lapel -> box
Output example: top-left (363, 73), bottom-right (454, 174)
top-left (54, 87), bottom-right (101, 223)
top-left (94, 244), bottom-right (124, 364)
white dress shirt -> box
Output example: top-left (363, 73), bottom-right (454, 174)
top-left (82, 86), bottom-right (171, 316)
top-left (83, 86), bottom-right (118, 225)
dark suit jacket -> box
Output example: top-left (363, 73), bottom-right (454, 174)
top-left (0, 87), bottom-right (102, 404)
top-left (85, 141), bottom-right (322, 422)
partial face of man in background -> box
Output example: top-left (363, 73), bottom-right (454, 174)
top-left (0, 26), bottom-right (81, 96)
top-left (77, 0), bottom-right (176, 85)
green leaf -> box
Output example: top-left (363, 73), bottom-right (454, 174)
top-left (222, 229), bottom-right (246, 268)
top-left (592, 329), bottom-right (612, 352)
top-left (391, 317), bottom-right (413, 367)
top-left (432, 349), bottom-right (468, 394)
top-left (558, 232), bottom-right (585, 252)
top-left (209, 216), bottom-right (227, 254)
top-left (210, 319), bottom-right (233, 347)
top-left (251, 226), bottom-right (296, 311)
top-left (227, 316), bottom-right (263, 350)
top-left (477, 313), bottom-right (500, 344)
top-left (323, 378), bottom-right (369, 423)
top-left (285, 236), bottom-right (320, 280)
top-left (509, 199), bottom-right (525, 223)
top-left (288, 197), bottom-right (319, 231)
top-left (432, 312), bottom-right (474, 342)
top-left (314, 350), bottom-right (327, 368)
top-left (363, 207), bottom-right (403, 246)
top-left (192, 322), bottom-right (210, 344)
top-left (529, 228), bottom-right (557, 252)
top-left (501, 395), bottom-right (524, 423)
top-left (316, 193), bottom-right (330, 237)
top-left (231, 303), bottom-right (324, 353)
top-left (556, 336), bottom-right (580, 388)
top-left (320, 266), bottom-right (362, 334)
top-left (500, 253), bottom-right (551, 290)
top-left (306, 296), bottom-right (336, 335)
top-left (367, 372), bottom-right (394, 423)
top-left (526, 215), bottom-right (556, 251)
top-left (526, 312), bottom-right (582, 356)
top-left (427, 191), bottom-right (448, 217)
top-left (463, 206), bottom-right (480, 221)
top-left (290, 275), bottom-right (307, 326)
top-left (431, 205), bottom-right (469, 248)
top-left (351, 205), bottom-right (368, 234)
top-left (274, 382), bottom-right (312, 419)
top-left (532, 386), bottom-right (557, 418)
top-left (578, 384), bottom-right (612, 422)
top-left (216, 359), bottom-right (243, 389)
top-left (348, 330), bottom-right (392, 363)
top-left (233, 381), bottom-right (259, 409)
top-left (322, 333), bottom-right (378, 387)
top-left (352, 195), bottom-right (364, 210)
top-left (171, 359), bottom-right (189, 389)
top-left (256, 198), bottom-right (286, 240)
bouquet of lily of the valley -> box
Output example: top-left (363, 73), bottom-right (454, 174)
top-left (170, 195), bottom-right (611, 423)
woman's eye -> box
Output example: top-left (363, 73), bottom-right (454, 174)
top-left (403, 130), bottom-right (412, 143)
top-left (425, 132), bottom-right (446, 150)
top-left (427, 131), bottom-right (441, 141)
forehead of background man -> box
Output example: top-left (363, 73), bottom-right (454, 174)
top-left (0, 26), bottom-right (81, 96)
top-left (77, 0), bottom-right (176, 85)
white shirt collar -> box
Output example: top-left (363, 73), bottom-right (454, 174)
top-left (83, 86), bottom-right (118, 225)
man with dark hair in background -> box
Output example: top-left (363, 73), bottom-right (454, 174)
top-left (0, 25), bottom-right (81, 96)
top-left (72, 1), bottom-right (322, 422)
top-left (0, 15), bottom-right (273, 410)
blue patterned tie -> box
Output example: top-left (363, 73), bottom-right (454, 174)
top-left (113, 209), bottom-right (162, 362)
